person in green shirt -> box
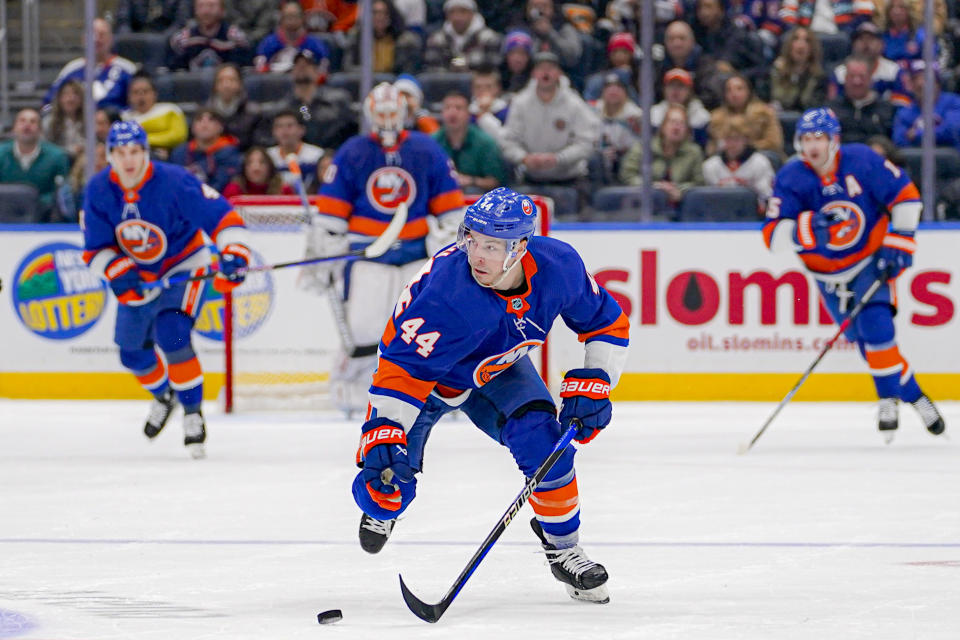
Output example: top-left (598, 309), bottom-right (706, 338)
top-left (0, 108), bottom-right (71, 221)
top-left (432, 90), bottom-right (507, 195)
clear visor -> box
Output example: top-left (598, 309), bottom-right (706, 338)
top-left (795, 132), bottom-right (838, 168)
top-left (456, 224), bottom-right (524, 272)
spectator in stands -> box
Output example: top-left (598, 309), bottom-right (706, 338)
top-left (510, 0), bottom-right (582, 71)
top-left (828, 55), bottom-right (896, 142)
top-left (169, 108), bottom-right (241, 191)
top-left (651, 68), bottom-right (711, 146)
top-left (620, 104), bottom-right (705, 209)
top-left (829, 21), bottom-right (909, 106)
top-left (771, 26), bottom-right (828, 112)
top-left (44, 17), bottom-right (136, 113)
top-left (204, 63), bottom-right (266, 151)
top-left (114, 0), bottom-right (192, 34)
top-left (656, 20), bottom-right (723, 109)
top-left (726, 0), bottom-right (787, 55)
top-left (0, 109), bottom-right (71, 222)
top-left (499, 52), bottom-right (600, 211)
top-left (223, 146), bottom-right (296, 197)
top-left (582, 32), bottom-right (638, 102)
top-left (702, 114), bottom-right (775, 211)
top-left (477, 0), bottom-right (524, 34)
top-left (95, 108), bottom-right (122, 143)
top-left (874, 0), bottom-right (946, 37)
top-left (168, 0), bottom-right (253, 70)
top-left (892, 60), bottom-right (960, 148)
top-left (255, 1), bottom-right (331, 73)
top-left (592, 71), bottom-right (642, 184)
top-left (68, 141), bottom-right (108, 213)
top-left (122, 72), bottom-right (189, 158)
top-left (394, 74), bottom-right (440, 133)
top-left (43, 80), bottom-right (85, 160)
top-left (709, 73), bottom-right (784, 156)
top-left (284, 50), bottom-right (356, 148)
top-left (226, 0), bottom-right (277, 43)
top-left (424, 0), bottom-right (502, 72)
top-left (690, 0), bottom-right (765, 89)
top-left (301, 0), bottom-right (357, 34)
top-left (267, 110), bottom-right (325, 190)
top-left (500, 29), bottom-right (534, 95)
top-left (343, 0), bottom-right (422, 74)
top-left (469, 64), bottom-right (510, 143)
top-left (865, 134), bottom-right (903, 165)
top-left (781, 0), bottom-right (873, 35)
top-left (394, 0), bottom-right (426, 36)
top-left (433, 91), bottom-right (506, 193)
top-left (877, 0), bottom-right (937, 63)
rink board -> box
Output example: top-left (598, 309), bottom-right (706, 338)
top-left (2, 223), bottom-right (959, 401)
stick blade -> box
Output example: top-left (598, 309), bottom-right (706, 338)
top-left (736, 441), bottom-right (751, 455)
top-left (365, 201), bottom-right (408, 259)
top-left (399, 574), bottom-right (446, 623)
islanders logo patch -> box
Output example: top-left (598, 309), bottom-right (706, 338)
top-left (365, 166), bottom-right (417, 214)
top-left (472, 340), bottom-right (543, 386)
top-left (11, 242), bottom-right (108, 340)
top-left (820, 200), bottom-right (866, 251)
top-left (194, 247), bottom-right (274, 342)
top-left (115, 219), bottom-right (168, 264)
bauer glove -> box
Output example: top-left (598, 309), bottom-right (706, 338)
top-left (104, 254), bottom-right (144, 304)
top-left (214, 243), bottom-right (251, 293)
top-left (352, 417), bottom-right (417, 519)
top-left (875, 233), bottom-right (915, 280)
top-left (559, 368), bottom-right (612, 444)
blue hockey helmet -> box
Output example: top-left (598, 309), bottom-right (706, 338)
top-left (106, 120), bottom-right (149, 154)
top-left (457, 188), bottom-right (538, 283)
top-left (795, 107), bottom-right (840, 168)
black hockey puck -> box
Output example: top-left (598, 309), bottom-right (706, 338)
top-left (317, 609), bottom-right (343, 625)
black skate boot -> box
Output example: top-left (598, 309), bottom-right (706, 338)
top-left (359, 513), bottom-right (396, 554)
top-left (144, 388), bottom-right (177, 439)
top-left (911, 395), bottom-right (946, 436)
top-left (182, 411), bottom-right (206, 459)
top-left (530, 518), bottom-right (609, 604)
top-left (878, 397), bottom-right (899, 444)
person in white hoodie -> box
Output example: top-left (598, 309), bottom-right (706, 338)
top-left (423, 0), bottom-right (503, 71)
top-left (499, 51), bottom-right (600, 213)
top-left (701, 114), bottom-right (774, 214)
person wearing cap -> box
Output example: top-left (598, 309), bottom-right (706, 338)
top-left (591, 71), bottom-right (642, 184)
top-left (702, 114), bottom-right (775, 213)
top-left (167, 0), bottom-right (253, 71)
top-left (582, 32), bottom-right (639, 102)
top-left (343, 0), bottom-right (422, 74)
top-left (424, 0), bottom-right (503, 72)
top-left (282, 50), bottom-right (356, 149)
top-left (254, 0), bottom-right (331, 73)
top-left (827, 54), bottom-right (896, 143)
top-left (509, 0), bottom-right (582, 70)
top-left (651, 68), bottom-right (711, 147)
top-left (781, 0), bottom-right (874, 36)
top-left (829, 21), bottom-right (909, 107)
top-left (169, 108), bottom-right (242, 192)
top-left (500, 51), bottom-right (600, 216)
top-left (266, 109), bottom-right (325, 191)
top-left (500, 29), bottom-right (534, 94)
top-left (394, 74), bottom-right (440, 134)
top-left (892, 60), bottom-right (960, 148)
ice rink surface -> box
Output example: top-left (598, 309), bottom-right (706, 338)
top-left (1, 399), bottom-right (958, 640)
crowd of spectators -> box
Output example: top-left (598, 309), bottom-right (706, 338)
top-left (6, 0), bottom-right (960, 222)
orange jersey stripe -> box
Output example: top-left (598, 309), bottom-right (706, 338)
top-left (428, 189), bottom-right (465, 215)
top-left (168, 357), bottom-right (202, 385)
top-left (380, 318), bottom-right (397, 349)
top-left (316, 195), bottom-right (353, 219)
top-left (159, 231), bottom-right (206, 274)
top-left (889, 182), bottom-right (920, 206)
top-left (578, 311), bottom-right (630, 343)
top-left (371, 358), bottom-right (435, 403)
top-left (762, 220), bottom-right (778, 249)
top-left (348, 216), bottom-right (428, 240)
top-left (800, 218), bottom-right (887, 273)
top-left (210, 210), bottom-right (245, 242)
top-left (136, 360), bottom-right (166, 387)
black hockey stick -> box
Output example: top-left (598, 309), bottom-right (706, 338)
top-left (399, 420), bottom-right (580, 623)
top-left (738, 277), bottom-right (885, 454)
top-left (141, 201), bottom-right (408, 290)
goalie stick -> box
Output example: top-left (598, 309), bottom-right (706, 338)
top-left (398, 420), bottom-right (580, 623)
top-left (141, 200), bottom-right (408, 290)
top-left (738, 277), bottom-right (885, 454)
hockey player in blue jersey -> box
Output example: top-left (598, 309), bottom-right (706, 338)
top-left (351, 187), bottom-right (630, 603)
top-left (763, 107), bottom-right (945, 442)
top-left (301, 82), bottom-right (464, 415)
top-left (82, 121), bottom-right (251, 458)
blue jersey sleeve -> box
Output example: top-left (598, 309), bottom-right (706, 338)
top-left (173, 171), bottom-right (242, 246)
top-left (558, 248), bottom-right (629, 347)
top-left (316, 144), bottom-right (359, 222)
top-left (426, 142), bottom-right (463, 216)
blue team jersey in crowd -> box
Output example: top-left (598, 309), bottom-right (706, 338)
top-left (81, 161), bottom-right (244, 282)
top-left (368, 236), bottom-right (630, 422)
top-left (315, 130), bottom-right (464, 264)
top-left (763, 143), bottom-right (920, 278)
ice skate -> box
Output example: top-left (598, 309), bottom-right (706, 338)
top-left (530, 518), bottom-right (609, 604)
top-left (359, 513), bottom-right (395, 554)
top-left (182, 411), bottom-right (206, 459)
top-left (911, 395), bottom-right (946, 436)
top-left (877, 398), bottom-right (898, 444)
top-left (143, 388), bottom-right (177, 439)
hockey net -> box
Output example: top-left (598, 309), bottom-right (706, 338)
top-left (222, 194), bottom-right (553, 412)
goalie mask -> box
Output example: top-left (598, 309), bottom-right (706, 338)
top-left (363, 82), bottom-right (407, 149)
top-left (457, 187), bottom-right (538, 286)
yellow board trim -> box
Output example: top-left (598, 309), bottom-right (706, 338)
top-left (0, 372), bottom-right (225, 400)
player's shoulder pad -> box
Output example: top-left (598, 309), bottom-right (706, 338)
top-left (527, 235), bottom-right (582, 267)
top-left (839, 142), bottom-right (881, 163)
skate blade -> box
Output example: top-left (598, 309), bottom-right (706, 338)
top-left (564, 583), bottom-right (609, 604)
top-left (186, 443), bottom-right (206, 459)
top-left (881, 431), bottom-right (896, 445)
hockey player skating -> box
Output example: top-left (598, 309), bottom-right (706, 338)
top-left (82, 121), bottom-right (251, 457)
top-left (302, 82), bottom-right (464, 416)
top-left (763, 107), bottom-right (945, 442)
top-left (352, 187), bottom-right (630, 603)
